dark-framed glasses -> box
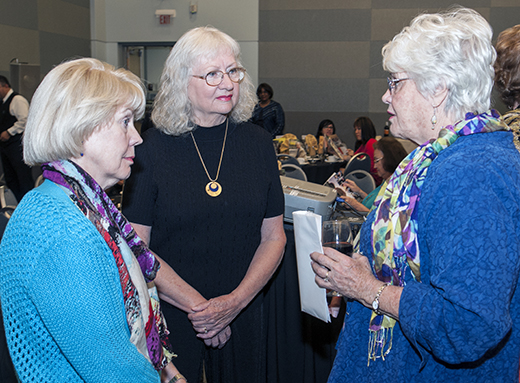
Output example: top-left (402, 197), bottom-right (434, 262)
top-left (192, 67), bottom-right (246, 86)
top-left (387, 77), bottom-right (410, 94)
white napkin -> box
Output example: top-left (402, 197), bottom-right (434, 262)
top-left (292, 211), bottom-right (330, 323)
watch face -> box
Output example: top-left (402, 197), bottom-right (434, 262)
top-left (372, 300), bottom-right (379, 310)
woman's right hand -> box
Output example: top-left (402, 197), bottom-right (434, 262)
top-left (344, 179), bottom-right (361, 194)
top-left (160, 362), bottom-right (186, 383)
top-left (310, 249), bottom-right (380, 305)
top-left (341, 196), bottom-right (369, 212)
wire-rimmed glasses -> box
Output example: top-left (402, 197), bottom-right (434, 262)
top-left (192, 67), bottom-right (246, 86)
top-left (387, 77), bottom-right (410, 94)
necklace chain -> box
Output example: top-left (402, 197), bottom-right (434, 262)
top-left (190, 119), bottom-right (228, 183)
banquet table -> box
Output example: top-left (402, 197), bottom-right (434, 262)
top-left (301, 161), bottom-right (346, 185)
top-left (265, 223), bottom-right (345, 383)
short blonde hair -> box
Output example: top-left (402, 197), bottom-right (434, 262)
top-left (24, 58), bottom-right (145, 165)
top-left (152, 26), bottom-right (256, 135)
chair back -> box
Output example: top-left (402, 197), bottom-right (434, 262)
top-left (343, 152), bottom-right (371, 175)
top-left (277, 154), bottom-right (301, 167)
top-left (34, 174), bottom-right (44, 188)
top-left (344, 170), bottom-right (375, 195)
top-left (0, 186), bottom-right (17, 209)
top-left (281, 164), bottom-right (308, 182)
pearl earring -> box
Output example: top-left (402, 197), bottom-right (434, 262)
top-left (431, 107), bottom-right (437, 130)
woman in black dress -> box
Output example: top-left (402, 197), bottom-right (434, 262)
top-left (123, 26), bottom-right (286, 383)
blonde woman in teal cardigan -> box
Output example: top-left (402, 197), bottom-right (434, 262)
top-left (0, 58), bottom-right (186, 383)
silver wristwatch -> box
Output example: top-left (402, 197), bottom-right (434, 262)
top-left (371, 282), bottom-right (391, 315)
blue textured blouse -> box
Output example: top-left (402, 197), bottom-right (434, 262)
top-left (251, 100), bottom-right (285, 138)
top-left (328, 131), bottom-right (520, 382)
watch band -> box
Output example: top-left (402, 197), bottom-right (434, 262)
top-left (372, 282), bottom-right (391, 315)
top-left (169, 373), bottom-right (187, 383)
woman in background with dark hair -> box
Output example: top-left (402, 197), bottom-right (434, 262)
top-left (316, 119), bottom-right (349, 159)
top-left (251, 83), bottom-right (285, 137)
top-left (316, 118), bottom-right (336, 138)
top-left (342, 137), bottom-right (407, 212)
top-left (347, 116), bottom-right (380, 184)
top-left (494, 24), bottom-right (520, 152)
top-left (352, 117), bottom-right (377, 152)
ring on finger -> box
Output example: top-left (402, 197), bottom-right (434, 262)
top-left (203, 327), bottom-right (208, 334)
top-left (324, 270), bottom-right (330, 282)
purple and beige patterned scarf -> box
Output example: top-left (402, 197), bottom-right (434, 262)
top-left (367, 110), bottom-right (509, 363)
top-left (42, 159), bottom-right (174, 370)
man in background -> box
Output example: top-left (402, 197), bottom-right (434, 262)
top-left (0, 76), bottom-right (34, 202)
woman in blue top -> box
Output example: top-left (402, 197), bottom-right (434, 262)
top-left (0, 58), bottom-right (185, 383)
top-left (342, 137), bottom-right (407, 212)
top-left (311, 7), bottom-right (520, 382)
top-left (251, 83), bottom-right (285, 137)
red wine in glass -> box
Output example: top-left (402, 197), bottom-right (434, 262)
top-left (323, 241), bottom-right (353, 257)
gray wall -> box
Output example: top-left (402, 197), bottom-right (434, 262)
top-left (0, 0), bottom-right (90, 82)
top-left (91, 0), bottom-right (260, 85)
top-left (258, 0), bottom-right (520, 149)
top-left (2, 0), bottom-right (519, 147)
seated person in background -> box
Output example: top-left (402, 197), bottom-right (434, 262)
top-left (251, 83), bottom-right (285, 138)
top-left (342, 137), bottom-right (407, 212)
top-left (494, 24), bottom-right (520, 152)
top-left (316, 119), bottom-right (349, 159)
top-left (347, 116), bottom-right (381, 184)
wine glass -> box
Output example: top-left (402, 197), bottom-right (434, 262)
top-left (322, 219), bottom-right (352, 304)
top-left (322, 219), bottom-right (353, 256)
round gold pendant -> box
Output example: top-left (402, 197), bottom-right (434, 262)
top-left (205, 181), bottom-right (222, 197)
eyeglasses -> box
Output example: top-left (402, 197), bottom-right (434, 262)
top-left (387, 77), bottom-right (410, 94)
top-left (374, 156), bottom-right (384, 164)
top-left (192, 67), bottom-right (246, 86)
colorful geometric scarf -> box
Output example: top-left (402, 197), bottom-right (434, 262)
top-left (367, 110), bottom-right (509, 363)
top-left (42, 159), bottom-right (174, 370)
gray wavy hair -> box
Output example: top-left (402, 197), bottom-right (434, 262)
top-left (152, 26), bottom-right (256, 135)
top-left (382, 7), bottom-right (495, 121)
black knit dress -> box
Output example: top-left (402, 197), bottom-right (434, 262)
top-left (123, 119), bottom-right (284, 383)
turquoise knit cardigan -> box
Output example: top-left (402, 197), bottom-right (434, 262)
top-left (0, 180), bottom-right (161, 382)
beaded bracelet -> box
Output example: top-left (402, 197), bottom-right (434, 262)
top-left (168, 373), bottom-right (187, 383)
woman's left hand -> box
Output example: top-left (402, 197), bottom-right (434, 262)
top-left (188, 294), bottom-right (243, 339)
top-left (311, 248), bottom-right (381, 306)
top-left (202, 325), bottom-right (232, 349)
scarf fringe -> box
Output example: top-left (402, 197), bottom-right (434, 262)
top-left (367, 327), bottom-right (393, 366)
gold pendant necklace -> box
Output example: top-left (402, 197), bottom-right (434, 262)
top-left (190, 119), bottom-right (228, 197)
